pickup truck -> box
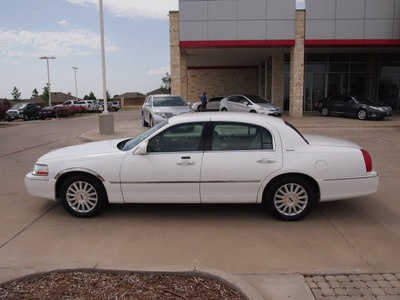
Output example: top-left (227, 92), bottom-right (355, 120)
top-left (6, 102), bottom-right (41, 121)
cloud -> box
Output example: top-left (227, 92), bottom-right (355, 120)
top-left (57, 20), bottom-right (70, 26)
top-left (0, 28), bottom-right (118, 58)
top-left (147, 66), bottom-right (170, 76)
top-left (296, 0), bottom-right (305, 9)
top-left (64, 0), bottom-right (179, 20)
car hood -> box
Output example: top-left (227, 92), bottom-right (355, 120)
top-left (153, 106), bottom-right (192, 114)
top-left (303, 134), bottom-right (360, 148)
top-left (37, 139), bottom-right (125, 162)
top-left (258, 103), bottom-right (281, 111)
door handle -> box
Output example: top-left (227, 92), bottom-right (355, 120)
top-left (177, 160), bottom-right (195, 166)
top-left (256, 158), bottom-right (276, 164)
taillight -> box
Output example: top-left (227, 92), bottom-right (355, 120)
top-left (361, 149), bottom-right (372, 172)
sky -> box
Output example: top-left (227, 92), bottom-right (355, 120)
top-left (0, 0), bottom-right (305, 100)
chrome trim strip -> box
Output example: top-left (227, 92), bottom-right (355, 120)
top-left (323, 174), bottom-right (378, 182)
top-left (54, 168), bottom-right (105, 182)
top-left (112, 180), bottom-right (260, 184)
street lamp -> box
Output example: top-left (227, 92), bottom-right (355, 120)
top-left (39, 56), bottom-right (56, 106)
top-left (72, 67), bottom-right (78, 101)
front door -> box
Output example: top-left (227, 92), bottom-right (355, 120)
top-left (120, 122), bottom-right (206, 203)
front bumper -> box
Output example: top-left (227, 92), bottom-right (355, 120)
top-left (25, 173), bottom-right (57, 200)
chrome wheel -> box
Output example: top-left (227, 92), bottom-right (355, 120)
top-left (264, 177), bottom-right (316, 221)
top-left (60, 174), bottom-right (107, 217)
top-left (357, 109), bottom-right (367, 120)
top-left (321, 107), bottom-right (329, 116)
top-left (66, 181), bottom-right (98, 214)
top-left (274, 183), bottom-right (308, 217)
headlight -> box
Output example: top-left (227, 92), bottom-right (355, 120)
top-left (32, 164), bottom-right (49, 176)
top-left (153, 111), bottom-right (166, 118)
top-left (370, 106), bottom-right (383, 111)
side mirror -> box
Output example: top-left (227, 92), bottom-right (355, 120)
top-left (134, 141), bottom-right (148, 155)
top-left (144, 103), bottom-right (150, 107)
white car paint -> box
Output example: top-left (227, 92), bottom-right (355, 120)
top-left (25, 112), bottom-right (379, 220)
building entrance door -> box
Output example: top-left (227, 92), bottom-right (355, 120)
top-left (309, 73), bottom-right (326, 111)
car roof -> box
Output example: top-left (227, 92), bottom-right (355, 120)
top-left (168, 112), bottom-right (285, 128)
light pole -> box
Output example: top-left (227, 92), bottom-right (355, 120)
top-left (98, 0), bottom-right (114, 134)
top-left (39, 56), bottom-right (56, 106)
top-left (72, 67), bottom-right (78, 101)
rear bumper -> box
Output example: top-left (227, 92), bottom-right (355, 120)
top-left (319, 172), bottom-right (379, 202)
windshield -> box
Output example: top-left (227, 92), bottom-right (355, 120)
top-left (244, 95), bottom-right (271, 104)
top-left (11, 103), bottom-right (27, 110)
top-left (120, 120), bottom-right (168, 151)
top-left (153, 97), bottom-right (187, 107)
top-left (352, 95), bottom-right (377, 105)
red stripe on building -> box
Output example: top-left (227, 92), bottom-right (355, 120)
top-left (305, 39), bottom-right (400, 46)
top-left (180, 40), bottom-right (295, 48)
top-left (187, 66), bottom-right (258, 70)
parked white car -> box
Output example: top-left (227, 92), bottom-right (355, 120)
top-left (142, 94), bottom-right (193, 127)
top-left (25, 113), bottom-right (378, 221)
top-left (192, 96), bottom-right (223, 112)
top-left (219, 94), bottom-right (281, 116)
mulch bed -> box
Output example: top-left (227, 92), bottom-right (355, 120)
top-left (0, 270), bottom-right (246, 300)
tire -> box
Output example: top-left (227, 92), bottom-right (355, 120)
top-left (221, 107), bottom-right (228, 111)
top-left (23, 114), bottom-right (30, 121)
top-left (249, 110), bottom-right (257, 113)
top-left (142, 113), bottom-right (149, 127)
top-left (7, 118), bottom-right (12, 122)
top-left (321, 107), bottom-right (329, 116)
top-left (197, 105), bottom-right (203, 112)
top-left (264, 176), bottom-right (316, 221)
top-left (357, 109), bottom-right (367, 120)
top-left (150, 116), bottom-right (154, 127)
top-left (60, 174), bottom-right (107, 218)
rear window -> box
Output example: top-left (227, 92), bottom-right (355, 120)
top-left (284, 121), bottom-right (309, 145)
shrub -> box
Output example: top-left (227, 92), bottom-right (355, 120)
top-left (0, 105), bottom-right (8, 121)
top-left (53, 105), bottom-right (87, 118)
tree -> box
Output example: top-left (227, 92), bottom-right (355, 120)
top-left (11, 86), bottom-right (21, 100)
top-left (160, 72), bottom-right (171, 94)
top-left (41, 84), bottom-right (49, 106)
top-left (32, 88), bottom-right (39, 98)
top-left (84, 92), bottom-right (96, 100)
top-left (106, 90), bottom-right (111, 101)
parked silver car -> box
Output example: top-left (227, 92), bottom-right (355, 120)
top-left (219, 94), bottom-right (281, 116)
top-left (142, 94), bottom-right (193, 127)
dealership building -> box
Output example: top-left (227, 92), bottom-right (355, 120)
top-left (169, 0), bottom-right (400, 116)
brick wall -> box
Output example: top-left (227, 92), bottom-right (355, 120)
top-left (186, 68), bottom-right (258, 103)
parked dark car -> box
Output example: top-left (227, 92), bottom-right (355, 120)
top-left (6, 102), bottom-right (41, 121)
top-left (38, 106), bottom-right (57, 120)
top-left (315, 94), bottom-right (392, 120)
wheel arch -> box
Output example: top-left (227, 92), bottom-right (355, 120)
top-left (55, 169), bottom-right (107, 201)
top-left (261, 172), bottom-right (320, 204)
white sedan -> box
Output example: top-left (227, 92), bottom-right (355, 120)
top-left (25, 113), bottom-right (379, 221)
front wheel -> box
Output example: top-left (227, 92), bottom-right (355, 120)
top-left (142, 113), bottom-right (149, 127)
top-left (221, 107), bottom-right (228, 111)
top-left (321, 107), bottom-right (329, 116)
top-left (60, 174), bottom-right (107, 218)
top-left (357, 109), bottom-right (367, 120)
top-left (264, 177), bottom-right (316, 221)
top-left (23, 114), bottom-right (30, 121)
top-left (197, 105), bottom-right (203, 112)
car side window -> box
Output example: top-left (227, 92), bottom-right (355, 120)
top-left (211, 123), bottom-right (273, 151)
top-left (228, 96), bottom-right (239, 103)
top-left (147, 122), bottom-right (205, 153)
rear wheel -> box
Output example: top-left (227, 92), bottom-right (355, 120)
top-left (60, 174), bottom-right (107, 218)
top-left (150, 116), bottom-right (154, 127)
top-left (321, 107), bottom-right (329, 116)
top-left (264, 177), bottom-right (316, 221)
top-left (23, 114), bottom-right (30, 121)
top-left (197, 105), bottom-right (203, 112)
top-left (357, 109), bottom-right (367, 120)
top-left (221, 107), bottom-right (228, 111)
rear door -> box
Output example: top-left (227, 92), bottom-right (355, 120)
top-left (200, 122), bottom-right (283, 203)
